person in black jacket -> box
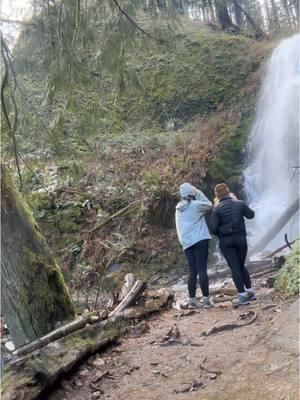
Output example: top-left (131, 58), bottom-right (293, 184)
top-left (211, 183), bottom-right (256, 306)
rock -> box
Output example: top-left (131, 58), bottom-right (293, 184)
top-left (93, 357), bottom-right (105, 367)
top-left (92, 391), bottom-right (101, 399)
top-left (266, 276), bottom-right (275, 288)
top-left (131, 321), bottom-right (150, 337)
top-left (174, 384), bottom-right (192, 394)
top-left (215, 301), bottom-right (232, 309)
top-left (74, 377), bottom-right (83, 387)
top-left (208, 373), bottom-right (217, 379)
top-left (152, 369), bottom-right (161, 375)
top-left (79, 368), bottom-right (90, 376)
top-left (272, 255), bottom-right (286, 269)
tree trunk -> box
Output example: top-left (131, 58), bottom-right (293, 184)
top-left (264, 0), bottom-right (272, 31)
top-left (214, 0), bottom-right (239, 30)
top-left (233, 0), bottom-right (265, 38)
top-left (280, 0), bottom-right (292, 26)
top-left (234, 0), bottom-right (243, 26)
top-left (270, 0), bottom-right (280, 27)
top-left (249, 197), bottom-right (299, 256)
top-left (1, 165), bottom-right (75, 348)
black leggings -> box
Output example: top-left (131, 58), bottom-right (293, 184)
top-left (184, 240), bottom-right (209, 298)
top-left (219, 235), bottom-right (251, 293)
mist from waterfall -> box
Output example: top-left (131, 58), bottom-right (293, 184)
top-left (243, 34), bottom-right (300, 255)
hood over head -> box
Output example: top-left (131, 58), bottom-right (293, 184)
top-left (180, 183), bottom-right (194, 198)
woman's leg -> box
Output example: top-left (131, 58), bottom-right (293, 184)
top-left (219, 237), bottom-right (245, 293)
top-left (236, 236), bottom-right (252, 289)
top-left (184, 245), bottom-right (197, 298)
top-left (194, 240), bottom-right (209, 297)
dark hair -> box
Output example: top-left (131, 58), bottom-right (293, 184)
top-left (185, 195), bottom-right (196, 202)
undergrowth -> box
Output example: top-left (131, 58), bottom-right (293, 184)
top-left (275, 239), bottom-right (300, 297)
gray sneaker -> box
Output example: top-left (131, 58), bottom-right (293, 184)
top-left (203, 297), bottom-right (213, 308)
top-left (247, 291), bottom-right (257, 301)
top-left (188, 298), bottom-right (201, 309)
top-left (233, 294), bottom-right (249, 307)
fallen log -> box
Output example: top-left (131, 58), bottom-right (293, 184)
top-left (207, 260), bottom-right (272, 281)
top-left (249, 197), bottom-right (299, 256)
top-left (2, 288), bottom-right (174, 400)
top-left (11, 279), bottom-right (146, 359)
top-left (264, 239), bottom-right (296, 259)
top-left (12, 312), bottom-right (99, 358)
top-left (167, 260), bottom-right (273, 288)
top-left (118, 273), bottom-right (136, 301)
top-left (108, 280), bottom-right (147, 317)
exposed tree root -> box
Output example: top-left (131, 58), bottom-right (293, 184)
top-left (201, 311), bottom-right (257, 336)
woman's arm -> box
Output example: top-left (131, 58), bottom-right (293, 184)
top-left (210, 207), bottom-right (220, 235)
top-left (193, 188), bottom-right (213, 213)
top-left (243, 203), bottom-right (255, 219)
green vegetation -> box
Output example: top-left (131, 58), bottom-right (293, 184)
top-left (275, 240), bottom-right (300, 297)
top-left (2, 16), bottom-right (273, 299)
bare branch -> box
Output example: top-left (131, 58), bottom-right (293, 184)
top-left (111, 0), bottom-right (163, 43)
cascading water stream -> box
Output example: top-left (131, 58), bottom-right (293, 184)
top-left (244, 34), bottom-right (300, 256)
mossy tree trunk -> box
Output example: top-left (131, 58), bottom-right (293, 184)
top-left (1, 165), bottom-right (75, 348)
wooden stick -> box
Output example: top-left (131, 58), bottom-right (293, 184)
top-left (264, 239), bottom-right (296, 259)
top-left (12, 312), bottom-right (98, 357)
top-left (87, 200), bottom-right (144, 233)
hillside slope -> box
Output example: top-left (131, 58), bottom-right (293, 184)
top-left (3, 20), bottom-right (272, 301)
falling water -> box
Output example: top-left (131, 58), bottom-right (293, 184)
top-left (244, 34), bottom-right (300, 255)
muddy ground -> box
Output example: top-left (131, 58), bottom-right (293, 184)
top-left (47, 275), bottom-right (299, 400)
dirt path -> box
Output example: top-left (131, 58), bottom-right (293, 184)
top-left (47, 281), bottom-right (299, 400)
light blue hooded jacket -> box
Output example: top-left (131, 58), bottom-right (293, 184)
top-left (175, 183), bottom-right (212, 250)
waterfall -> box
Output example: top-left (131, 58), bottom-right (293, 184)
top-left (243, 34), bottom-right (300, 255)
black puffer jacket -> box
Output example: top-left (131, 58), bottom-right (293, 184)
top-left (211, 196), bottom-right (255, 237)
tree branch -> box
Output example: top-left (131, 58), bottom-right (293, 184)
top-left (1, 35), bottom-right (22, 190)
top-left (111, 0), bottom-right (163, 43)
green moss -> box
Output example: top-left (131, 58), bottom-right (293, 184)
top-left (1, 371), bottom-right (34, 396)
top-left (204, 93), bottom-right (257, 197)
top-left (1, 165), bottom-right (40, 232)
top-left (275, 240), bottom-right (300, 297)
top-left (21, 246), bottom-right (75, 336)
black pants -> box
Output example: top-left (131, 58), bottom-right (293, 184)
top-left (219, 235), bottom-right (251, 293)
top-left (184, 239), bottom-right (209, 298)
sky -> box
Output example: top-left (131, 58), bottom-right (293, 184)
top-left (0, 0), bottom-right (32, 44)
top-left (1, 0), bottom-right (32, 20)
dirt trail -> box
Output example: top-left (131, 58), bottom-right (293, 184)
top-left (47, 280), bottom-right (299, 400)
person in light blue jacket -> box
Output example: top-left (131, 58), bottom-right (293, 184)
top-left (175, 183), bottom-right (213, 309)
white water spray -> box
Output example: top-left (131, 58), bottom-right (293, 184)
top-left (244, 34), bottom-right (300, 254)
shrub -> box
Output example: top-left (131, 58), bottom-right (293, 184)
top-left (275, 239), bottom-right (300, 297)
